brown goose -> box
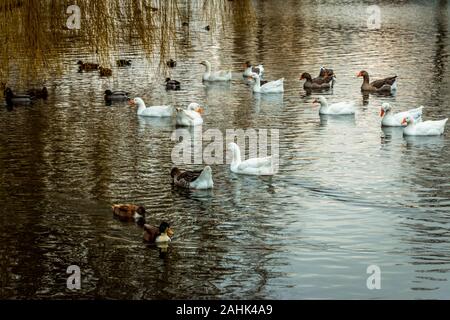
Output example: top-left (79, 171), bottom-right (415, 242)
top-left (357, 70), bottom-right (397, 93)
top-left (143, 222), bottom-right (174, 243)
top-left (300, 72), bottom-right (333, 90)
top-left (170, 166), bottom-right (214, 189)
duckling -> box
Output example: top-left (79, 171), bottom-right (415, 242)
top-left (116, 59), bottom-right (131, 67)
top-left (4, 87), bottom-right (34, 105)
top-left (143, 222), bottom-right (174, 243)
top-left (99, 67), bottom-right (113, 77)
top-left (104, 90), bottom-right (129, 101)
top-left (204, 25), bottom-right (210, 31)
top-left (165, 78), bottom-right (181, 90)
top-left (111, 204), bottom-right (146, 225)
top-left (27, 87), bottom-right (48, 99)
top-left (77, 60), bottom-right (99, 71)
top-left (166, 59), bottom-right (177, 68)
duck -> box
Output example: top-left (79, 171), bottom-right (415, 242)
top-left (300, 72), bottom-right (334, 90)
top-left (314, 67), bottom-right (336, 86)
top-left (243, 61), bottom-right (264, 77)
top-left (204, 25), bottom-right (211, 31)
top-left (357, 70), bottom-right (397, 93)
top-left (250, 73), bottom-right (284, 93)
top-left (317, 66), bottom-right (335, 79)
top-left (26, 87), bottom-right (48, 99)
top-left (104, 90), bottom-right (129, 101)
top-left (116, 59), bottom-right (131, 67)
top-left (143, 222), bottom-right (174, 243)
top-left (227, 142), bottom-right (275, 175)
top-left (128, 97), bottom-right (173, 117)
top-left (111, 204), bottom-right (146, 225)
top-left (165, 78), bottom-right (181, 90)
top-left (175, 102), bottom-right (204, 126)
top-left (380, 103), bottom-right (423, 127)
top-left (166, 59), bottom-right (177, 68)
top-left (4, 87), bottom-right (34, 105)
top-left (170, 166), bottom-right (214, 189)
top-left (312, 96), bottom-right (356, 115)
top-left (99, 67), bottom-right (112, 77)
top-left (200, 60), bottom-right (232, 81)
top-left (401, 116), bottom-right (448, 136)
top-left (77, 60), bottom-right (99, 71)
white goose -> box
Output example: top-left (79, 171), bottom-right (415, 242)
top-left (200, 60), bottom-right (232, 81)
top-left (251, 73), bottom-right (284, 94)
top-left (129, 97), bottom-right (173, 117)
top-left (243, 61), bottom-right (264, 77)
top-left (176, 103), bottom-right (204, 126)
top-left (402, 115), bottom-right (448, 136)
top-left (313, 96), bottom-right (355, 115)
top-left (381, 103), bottom-right (423, 127)
top-left (228, 142), bottom-right (275, 175)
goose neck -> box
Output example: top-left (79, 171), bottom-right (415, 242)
top-left (231, 146), bottom-right (241, 165)
top-left (363, 74), bottom-right (370, 84)
top-left (136, 100), bottom-right (146, 114)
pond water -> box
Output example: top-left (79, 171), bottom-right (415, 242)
top-left (1, 0), bottom-right (450, 299)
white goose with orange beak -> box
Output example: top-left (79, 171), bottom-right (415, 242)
top-left (129, 97), bottom-right (173, 117)
top-left (402, 115), bottom-right (448, 136)
top-left (176, 103), bottom-right (204, 126)
top-left (380, 103), bottom-right (423, 127)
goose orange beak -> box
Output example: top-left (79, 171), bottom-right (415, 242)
top-left (380, 109), bottom-right (385, 117)
top-left (167, 228), bottom-right (174, 238)
top-left (196, 107), bottom-right (204, 114)
top-left (312, 99), bottom-right (319, 104)
top-left (401, 118), bottom-right (407, 125)
top-left (128, 99), bottom-right (135, 106)
top-left (356, 71), bottom-right (362, 77)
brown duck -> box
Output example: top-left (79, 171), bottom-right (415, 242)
top-left (357, 70), bottom-right (397, 93)
top-left (77, 60), bottom-right (99, 71)
top-left (300, 72), bottom-right (334, 90)
top-left (143, 222), bottom-right (174, 243)
top-left (27, 87), bottom-right (48, 99)
top-left (99, 67), bottom-right (112, 77)
top-left (111, 204), bottom-right (146, 224)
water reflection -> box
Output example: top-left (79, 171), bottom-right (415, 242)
top-left (253, 93), bottom-right (284, 114)
top-left (381, 126), bottom-right (404, 142)
top-left (1, 0), bottom-right (450, 299)
top-left (138, 116), bottom-right (174, 130)
top-left (318, 114), bottom-right (356, 127)
top-left (404, 135), bottom-right (446, 150)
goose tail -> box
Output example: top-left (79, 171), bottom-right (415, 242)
top-left (390, 77), bottom-right (398, 92)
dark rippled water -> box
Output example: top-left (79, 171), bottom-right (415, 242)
top-left (1, 0), bottom-right (450, 299)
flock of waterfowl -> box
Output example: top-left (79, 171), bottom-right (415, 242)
top-left (3, 58), bottom-right (448, 250)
